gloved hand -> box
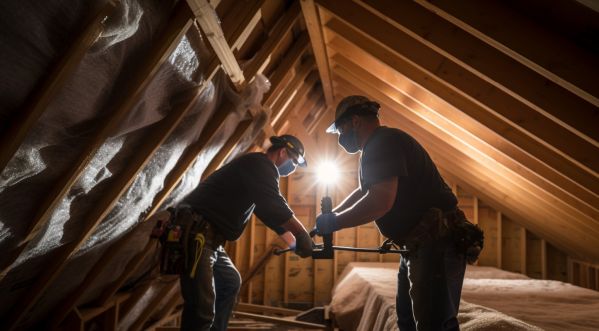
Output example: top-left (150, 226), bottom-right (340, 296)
top-left (293, 230), bottom-right (314, 258)
top-left (314, 212), bottom-right (338, 235)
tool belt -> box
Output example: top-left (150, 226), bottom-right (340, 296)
top-left (401, 208), bottom-right (484, 264)
top-left (151, 206), bottom-right (225, 276)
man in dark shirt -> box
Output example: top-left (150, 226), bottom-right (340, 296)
top-left (315, 96), bottom-right (466, 331)
top-left (178, 134), bottom-right (313, 331)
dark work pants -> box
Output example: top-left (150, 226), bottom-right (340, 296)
top-left (396, 237), bottom-right (466, 331)
top-left (179, 245), bottom-right (241, 331)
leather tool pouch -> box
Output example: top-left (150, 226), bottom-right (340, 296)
top-left (151, 207), bottom-right (208, 275)
top-left (447, 209), bottom-right (484, 264)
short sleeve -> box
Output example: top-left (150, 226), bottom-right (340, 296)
top-left (360, 133), bottom-right (407, 190)
top-left (245, 158), bottom-right (294, 230)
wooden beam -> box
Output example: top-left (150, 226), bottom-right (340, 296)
top-left (236, 303), bottom-right (302, 316)
top-left (188, 0), bottom-right (245, 89)
top-left (201, 118), bottom-right (253, 180)
top-left (274, 72), bottom-right (319, 132)
top-left (2, 6), bottom-right (194, 329)
top-left (360, 0), bottom-right (599, 145)
top-left (232, 311), bottom-right (326, 329)
top-left (413, 0), bottom-right (599, 108)
top-left (269, 58), bottom-right (315, 124)
top-left (48, 229), bottom-right (156, 329)
top-left (520, 227), bottom-right (527, 275)
top-left (319, 0), bottom-right (599, 195)
top-left (130, 280), bottom-right (179, 331)
top-left (263, 32), bottom-right (310, 106)
top-left (327, 39), bottom-right (599, 220)
top-left (243, 0), bottom-right (301, 80)
top-left (497, 211), bottom-right (503, 269)
top-left (95, 240), bottom-right (158, 307)
top-left (541, 239), bottom-right (547, 279)
top-left (144, 89), bottom-right (232, 219)
top-left (220, 0), bottom-right (266, 51)
top-left (300, 0), bottom-right (334, 107)
top-left (0, 2), bottom-right (116, 174)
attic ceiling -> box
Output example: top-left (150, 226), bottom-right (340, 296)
top-left (299, 0), bottom-right (599, 262)
top-left (0, 0), bottom-right (598, 329)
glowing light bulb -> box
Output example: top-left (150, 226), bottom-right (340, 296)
top-left (317, 161), bottom-right (339, 186)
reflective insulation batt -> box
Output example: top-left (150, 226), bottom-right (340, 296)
top-left (0, 0), bottom-right (270, 328)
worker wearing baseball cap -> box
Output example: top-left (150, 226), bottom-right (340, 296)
top-left (176, 134), bottom-right (312, 331)
top-left (315, 95), bottom-right (473, 331)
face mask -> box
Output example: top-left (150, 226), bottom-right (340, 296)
top-left (277, 158), bottom-right (297, 177)
top-left (339, 126), bottom-right (360, 154)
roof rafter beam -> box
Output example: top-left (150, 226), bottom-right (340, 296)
top-left (300, 0), bottom-right (334, 107)
top-left (188, 0), bottom-right (245, 89)
top-left (0, 2), bottom-right (116, 174)
top-left (243, 0), bottom-right (301, 80)
top-left (358, 0), bottom-right (599, 145)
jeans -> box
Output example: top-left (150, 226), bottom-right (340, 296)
top-left (396, 236), bottom-right (466, 331)
top-left (179, 245), bottom-right (241, 331)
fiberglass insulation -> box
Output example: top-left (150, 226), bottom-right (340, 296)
top-left (0, 0), bottom-right (270, 328)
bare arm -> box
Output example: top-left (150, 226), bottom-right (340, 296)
top-left (333, 187), bottom-right (367, 213)
top-left (335, 176), bottom-right (398, 230)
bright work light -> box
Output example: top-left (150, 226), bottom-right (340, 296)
top-left (316, 161), bottom-right (339, 186)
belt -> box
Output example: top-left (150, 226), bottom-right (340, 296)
top-left (176, 206), bottom-right (226, 250)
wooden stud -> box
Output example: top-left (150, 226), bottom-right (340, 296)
top-left (220, 0), bottom-right (266, 51)
top-left (2, 6), bottom-right (194, 329)
top-left (0, 2), bottom-right (116, 174)
top-left (188, 0), bottom-right (245, 89)
top-left (472, 196), bottom-right (479, 225)
top-left (541, 239), bottom-right (547, 279)
top-left (300, 0), bottom-right (335, 107)
top-left (497, 212), bottom-right (502, 269)
top-left (520, 227), bottom-right (527, 275)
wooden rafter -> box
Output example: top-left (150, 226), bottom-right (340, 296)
top-left (273, 70), bottom-right (318, 130)
top-left (269, 58), bottom-right (315, 124)
top-left (130, 280), bottom-right (179, 331)
top-left (359, 0), bottom-right (599, 145)
top-left (413, 0), bottom-right (599, 108)
top-left (243, 0), bottom-right (301, 80)
top-left (201, 118), bottom-right (254, 180)
top-left (263, 32), bottom-right (310, 106)
top-left (319, 4), bottom-right (599, 197)
top-left (0, 2), bottom-right (116, 174)
top-left (300, 0), bottom-right (334, 108)
top-left (188, 0), bottom-right (245, 89)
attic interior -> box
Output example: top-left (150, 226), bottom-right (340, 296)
top-left (0, 0), bottom-right (598, 330)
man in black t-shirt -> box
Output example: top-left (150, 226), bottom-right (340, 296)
top-left (177, 135), bottom-right (313, 331)
top-left (315, 96), bottom-right (466, 331)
